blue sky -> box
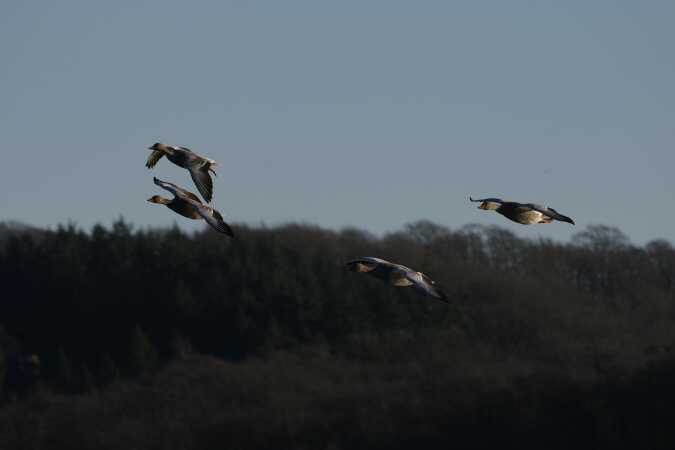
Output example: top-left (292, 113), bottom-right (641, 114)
top-left (1, 1), bottom-right (674, 244)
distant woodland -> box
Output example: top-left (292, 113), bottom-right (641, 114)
top-left (1, 219), bottom-right (675, 449)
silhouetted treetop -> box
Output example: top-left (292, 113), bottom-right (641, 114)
top-left (0, 219), bottom-right (674, 400)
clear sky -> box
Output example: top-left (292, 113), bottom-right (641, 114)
top-left (1, 1), bottom-right (674, 244)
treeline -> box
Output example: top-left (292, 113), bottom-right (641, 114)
top-left (1, 219), bottom-right (675, 448)
top-left (1, 219), bottom-right (675, 395)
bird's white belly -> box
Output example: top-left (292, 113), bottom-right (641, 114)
top-left (389, 271), bottom-right (413, 286)
top-left (515, 209), bottom-right (544, 224)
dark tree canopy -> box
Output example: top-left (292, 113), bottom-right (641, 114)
top-left (1, 219), bottom-right (675, 449)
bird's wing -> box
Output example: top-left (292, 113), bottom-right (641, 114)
top-left (196, 205), bottom-right (234, 236)
top-left (469, 197), bottom-right (505, 204)
top-left (346, 257), bottom-right (386, 272)
top-left (347, 256), bottom-right (390, 265)
top-left (512, 203), bottom-right (535, 213)
top-left (188, 166), bottom-right (214, 203)
top-left (405, 270), bottom-right (448, 302)
top-left (525, 204), bottom-right (575, 224)
top-left (167, 197), bottom-right (202, 220)
top-left (153, 177), bottom-right (182, 197)
top-left (153, 177), bottom-right (203, 204)
top-left (146, 150), bottom-right (165, 168)
top-left (182, 190), bottom-right (203, 204)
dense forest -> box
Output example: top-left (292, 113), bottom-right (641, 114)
top-left (1, 219), bottom-right (675, 449)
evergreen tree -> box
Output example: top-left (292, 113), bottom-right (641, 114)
top-left (2, 219), bottom-right (675, 392)
top-left (79, 363), bottom-right (96, 393)
top-left (170, 332), bottom-right (192, 360)
top-left (55, 347), bottom-right (74, 392)
top-left (0, 344), bottom-right (5, 398)
top-left (99, 353), bottom-right (120, 385)
top-left (130, 325), bottom-right (158, 375)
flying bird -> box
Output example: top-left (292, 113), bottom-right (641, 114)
top-left (346, 257), bottom-right (448, 302)
top-left (148, 177), bottom-right (234, 237)
top-left (469, 197), bottom-right (575, 225)
top-left (146, 142), bottom-right (217, 203)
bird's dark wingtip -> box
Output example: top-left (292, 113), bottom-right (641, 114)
top-left (435, 290), bottom-right (449, 303)
top-left (222, 224), bottom-right (235, 238)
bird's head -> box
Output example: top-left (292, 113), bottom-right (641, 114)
top-left (346, 261), bottom-right (371, 273)
top-left (147, 195), bottom-right (169, 205)
top-left (478, 201), bottom-right (500, 211)
top-left (345, 261), bottom-right (359, 272)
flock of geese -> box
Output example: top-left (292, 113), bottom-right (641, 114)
top-left (145, 143), bottom-right (233, 237)
top-left (144, 143), bottom-right (576, 304)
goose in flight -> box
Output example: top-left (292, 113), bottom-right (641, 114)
top-left (346, 257), bottom-right (447, 302)
top-left (148, 177), bottom-right (234, 237)
top-left (146, 142), bottom-right (217, 203)
top-left (469, 197), bottom-right (575, 225)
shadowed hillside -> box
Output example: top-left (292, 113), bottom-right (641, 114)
top-left (1, 219), bottom-right (675, 449)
